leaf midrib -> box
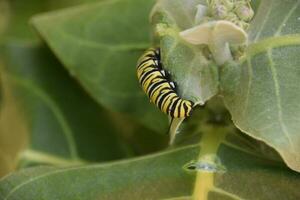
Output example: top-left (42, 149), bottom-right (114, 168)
top-left (57, 28), bottom-right (151, 51)
top-left (267, 49), bottom-right (295, 152)
top-left (7, 74), bottom-right (78, 159)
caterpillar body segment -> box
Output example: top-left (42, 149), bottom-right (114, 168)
top-left (136, 48), bottom-right (194, 118)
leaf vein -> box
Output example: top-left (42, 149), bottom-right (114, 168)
top-left (212, 188), bottom-right (246, 200)
top-left (267, 49), bottom-right (295, 152)
top-left (253, 4), bottom-right (272, 42)
top-left (58, 28), bottom-right (150, 51)
top-left (274, 1), bottom-right (300, 36)
top-left (181, 55), bottom-right (196, 98)
top-left (243, 58), bottom-right (253, 118)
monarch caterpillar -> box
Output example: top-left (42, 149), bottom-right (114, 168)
top-left (136, 48), bottom-right (195, 118)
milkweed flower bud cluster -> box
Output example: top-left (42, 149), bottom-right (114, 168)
top-left (180, 0), bottom-right (254, 65)
top-left (198, 0), bottom-right (254, 30)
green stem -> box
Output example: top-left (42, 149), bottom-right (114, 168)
top-left (243, 34), bottom-right (300, 62)
top-left (192, 126), bottom-right (227, 200)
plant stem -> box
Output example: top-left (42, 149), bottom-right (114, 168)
top-left (192, 126), bottom-right (227, 200)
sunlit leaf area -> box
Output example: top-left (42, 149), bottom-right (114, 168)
top-left (0, 0), bottom-right (300, 199)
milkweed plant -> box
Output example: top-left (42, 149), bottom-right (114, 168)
top-left (0, 0), bottom-right (300, 199)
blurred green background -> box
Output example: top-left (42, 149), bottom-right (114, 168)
top-left (0, 0), bottom-right (170, 178)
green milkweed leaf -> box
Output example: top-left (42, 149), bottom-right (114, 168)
top-left (251, 0), bottom-right (262, 13)
top-left (0, 43), bottom-right (167, 176)
top-left (0, 43), bottom-right (127, 166)
top-left (221, 0), bottom-right (300, 172)
top-left (1, 0), bottom-right (99, 42)
top-left (1, 120), bottom-right (300, 200)
top-left (0, 0), bottom-right (168, 177)
top-left (31, 0), bottom-right (169, 133)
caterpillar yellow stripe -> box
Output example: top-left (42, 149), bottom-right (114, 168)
top-left (136, 48), bottom-right (195, 118)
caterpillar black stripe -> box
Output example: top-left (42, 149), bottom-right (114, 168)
top-left (136, 48), bottom-right (195, 118)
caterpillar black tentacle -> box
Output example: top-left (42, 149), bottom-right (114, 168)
top-left (136, 48), bottom-right (195, 118)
